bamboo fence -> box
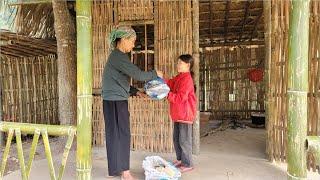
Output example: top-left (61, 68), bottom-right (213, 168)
top-left (0, 54), bottom-right (58, 125)
top-left (200, 46), bottom-right (265, 120)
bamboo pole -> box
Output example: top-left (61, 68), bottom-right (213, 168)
top-left (15, 129), bottom-right (28, 180)
top-left (263, 0), bottom-right (272, 161)
top-left (42, 130), bottom-right (56, 180)
top-left (0, 129), bottom-right (13, 179)
top-left (26, 130), bottom-right (40, 178)
top-left (0, 122), bottom-right (76, 136)
top-left (287, 0), bottom-right (310, 179)
top-left (192, 0), bottom-right (200, 155)
top-left (76, 0), bottom-right (93, 179)
top-left (271, 0), bottom-right (279, 162)
top-left (0, 65), bottom-right (3, 146)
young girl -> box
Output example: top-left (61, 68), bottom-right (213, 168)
top-left (166, 54), bottom-right (196, 173)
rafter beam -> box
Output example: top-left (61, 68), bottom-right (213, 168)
top-left (250, 8), bottom-right (264, 41)
top-left (224, 1), bottom-right (230, 43)
top-left (200, 40), bottom-right (265, 48)
top-left (239, 1), bottom-right (251, 42)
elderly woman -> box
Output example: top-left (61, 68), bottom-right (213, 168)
top-left (102, 26), bottom-right (163, 180)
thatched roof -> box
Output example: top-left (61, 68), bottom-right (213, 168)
top-left (0, 30), bottom-right (56, 57)
top-left (14, 3), bottom-right (55, 39)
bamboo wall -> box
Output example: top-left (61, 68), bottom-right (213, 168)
top-left (0, 54), bottom-right (58, 125)
top-left (155, 1), bottom-right (193, 77)
top-left (308, 1), bottom-right (320, 169)
top-left (92, 1), bottom-right (113, 146)
top-left (91, 1), bottom-right (192, 152)
top-left (115, 0), bottom-right (153, 22)
top-left (267, 0), bottom-right (320, 170)
top-left (129, 97), bottom-right (172, 152)
top-left (200, 46), bottom-right (265, 120)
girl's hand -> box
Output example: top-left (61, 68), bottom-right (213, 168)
top-left (163, 73), bottom-right (170, 80)
top-left (156, 70), bottom-right (164, 78)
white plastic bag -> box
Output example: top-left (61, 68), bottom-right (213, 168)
top-left (142, 156), bottom-right (181, 180)
top-left (144, 78), bottom-right (170, 100)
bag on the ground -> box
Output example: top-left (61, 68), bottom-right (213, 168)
top-left (142, 156), bottom-right (181, 180)
top-left (144, 77), bottom-right (170, 100)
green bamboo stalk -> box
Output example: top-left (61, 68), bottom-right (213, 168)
top-left (0, 129), bottom-right (13, 178)
top-left (15, 129), bottom-right (28, 180)
top-left (26, 129), bottom-right (40, 178)
top-left (58, 129), bottom-right (76, 180)
top-left (306, 136), bottom-right (320, 169)
top-left (42, 130), bottom-right (57, 180)
top-left (287, 0), bottom-right (310, 179)
top-left (76, 0), bottom-right (92, 179)
top-left (0, 122), bottom-right (76, 136)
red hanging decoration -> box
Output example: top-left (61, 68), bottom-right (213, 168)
top-left (248, 68), bottom-right (264, 82)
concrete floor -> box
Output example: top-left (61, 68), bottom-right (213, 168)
top-left (4, 128), bottom-right (320, 180)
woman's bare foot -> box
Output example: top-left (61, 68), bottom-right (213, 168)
top-left (121, 170), bottom-right (136, 180)
top-left (106, 174), bottom-right (120, 179)
top-left (106, 175), bottom-right (118, 179)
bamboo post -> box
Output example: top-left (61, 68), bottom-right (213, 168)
top-left (76, 0), bottom-right (93, 179)
top-left (0, 129), bottom-right (13, 179)
top-left (192, 0), bottom-right (200, 155)
top-left (0, 68), bottom-right (3, 146)
top-left (287, 0), bottom-right (310, 179)
top-left (263, 0), bottom-right (272, 161)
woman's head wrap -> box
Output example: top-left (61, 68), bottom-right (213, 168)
top-left (108, 25), bottom-right (136, 50)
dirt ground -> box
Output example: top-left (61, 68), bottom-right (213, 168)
top-left (2, 126), bottom-right (319, 179)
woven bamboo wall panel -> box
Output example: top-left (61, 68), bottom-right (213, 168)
top-left (92, 1), bottom-right (114, 89)
top-left (0, 55), bottom-right (58, 125)
top-left (200, 46), bottom-right (265, 120)
top-left (129, 97), bottom-right (173, 152)
top-left (91, 96), bottom-right (174, 152)
top-left (92, 96), bottom-right (105, 146)
top-left (115, 0), bottom-right (153, 22)
top-left (155, 0), bottom-right (193, 77)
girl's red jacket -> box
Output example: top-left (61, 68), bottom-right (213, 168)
top-left (166, 72), bottom-right (197, 124)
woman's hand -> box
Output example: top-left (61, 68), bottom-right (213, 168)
top-left (137, 91), bottom-right (148, 98)
top-left (156, 70), bottom-right (164, 78)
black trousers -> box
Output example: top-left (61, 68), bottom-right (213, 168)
top-left (103, 100), bottom-right (131, 176)
top-left (173, 122), bottom-right (193, 167)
